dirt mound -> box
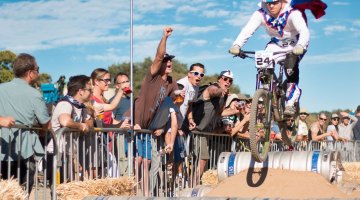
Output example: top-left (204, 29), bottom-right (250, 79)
top-left (206, 168), bottom-right (360, 199)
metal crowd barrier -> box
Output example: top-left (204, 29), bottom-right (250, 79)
top-left (1, 124), bottom-right (360, 199)
top-left (0, 125), bottom-right (58, 200)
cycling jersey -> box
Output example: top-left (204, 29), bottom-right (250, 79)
top-left (233, 2), bottom-right (309, 49)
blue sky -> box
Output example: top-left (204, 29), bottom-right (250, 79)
top-left (0, 0), bottom-right (359, 112)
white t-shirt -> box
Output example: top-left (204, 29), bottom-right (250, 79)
top-left (326, 125), bottom-right (336, 141)
top-left (297, 120), bottom-right (308, 136)
top-left (48, 101), bottom-right (91, 154)
top-left (177, 77), bottom-right (199, 119)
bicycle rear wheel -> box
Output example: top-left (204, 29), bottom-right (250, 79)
top-left (249, 88), bottom-right (272, 162)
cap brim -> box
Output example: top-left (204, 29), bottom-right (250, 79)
top-left (164, 55), bottom-right (175, 60)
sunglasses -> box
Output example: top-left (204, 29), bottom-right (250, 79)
top-left (99, 78), bottom-right (111, 83)
top-left (332, 118), bottom-right (339, 121)
top-left (319, 117), bottom-right (327, 121)
top-left (300, 113), bottom-right (308, 115)
top-left (190, 71), bottom-right (205, 77)
top-left (222, 76), bottom-right (233, 84)
top-left (287, 119), bottom-right (294, 122)
top-left (265, 1), bottom-right (280, 6)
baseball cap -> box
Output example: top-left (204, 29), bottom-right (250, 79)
top-left (225, 93), bottom-right (240, 107)
top-left (164, 53), bottom-right (175, 60)
top-left (331, 113), bottom-right (339, 119)
top-left (220, 70), bottom-right (234, 79)
top-left (299, 108), bottom-right (309, 115)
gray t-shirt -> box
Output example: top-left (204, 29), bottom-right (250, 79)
top-left (0, 78), bottom-right (50, 161)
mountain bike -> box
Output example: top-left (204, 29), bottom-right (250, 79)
top-left (231, 50), bottom-right (298, 162)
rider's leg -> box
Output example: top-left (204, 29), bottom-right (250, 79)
top-left (284, 54), bottom-right (301, 115)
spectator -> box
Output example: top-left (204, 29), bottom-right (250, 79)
top-left (148, 96), bottom-right (180, 194)
top-left (284, 116), bottom-right (296, 140)
top-left (326, 113), bottom-right (345, 141)
top-left (49, 75), bottom-right (93, 183)
top-left (0, 116), bottom-right (15, 128)
top-left (109, 72), bottom-right (132, 176)
top-left (0, 53), bottom-right (51, 194)
top-left (221, 94), bottom-right (249, 137)
top-left (111, 72), bottom-right (131, 121)
top-left (90, 68), bottom-right (125, 125)
top-left (353, 105), bottom-right (360, 140)
top-left (309, 112), bottom-right (332, 141)
top-left (90, 68), bottom-right (130, 178)
top-left (55, 75), bottom-right (66, 98)
top-left (186, 69), bottom-right (231, 180)
top-left (296, 108), bottom-right (309, 142)
top-left (175, 63), bottom-right (205, 182)
top-left (338, 111), bottom-right (358, 141)
top-left (125, 27), bottom-right (178, 195)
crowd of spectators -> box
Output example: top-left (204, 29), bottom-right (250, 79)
top-left (0, 27), bottom-right (359, 196)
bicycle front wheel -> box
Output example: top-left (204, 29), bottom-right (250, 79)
top-left (249, 88), bottom-right (272, 163)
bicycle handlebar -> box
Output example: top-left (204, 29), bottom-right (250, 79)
top-left (231, 50), bottom-right (293, 59)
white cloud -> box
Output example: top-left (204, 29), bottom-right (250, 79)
top-left (86, 48), bottom-right (129, 63)
top-left (224, 1), bottom-right (257, 27)
top-left (179, 39), bottom-right (208, 47)
top-left (0, 0), bottom-right (131, 52)
top-left (202, 10), bottom-right (230, 18)
top-left (332, 2), bottom-right (350, 6)
top-left (303, 49), bottom-right (360, 64)
top-left (323, 25), bottom-right (347, 35)
top-left (173, 25), bottom-right (218, 35)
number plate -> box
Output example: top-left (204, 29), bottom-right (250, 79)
top-left (255, 51), bottom-right (273, 69)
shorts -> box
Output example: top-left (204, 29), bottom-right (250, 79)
top-left (136, 133), bottom-right (152, 159)
top-left (174, 135), bottom-right (186, 163)
top-left (196, 135), bottom-right (209, 160)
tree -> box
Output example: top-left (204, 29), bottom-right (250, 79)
top-left (0, 69), bottom-right (14, 83)
top-left (0, 50), bottom-right (16, 70)
top-left (0, 50), bottom-right (16, 83)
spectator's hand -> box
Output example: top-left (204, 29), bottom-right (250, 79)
top-left (154, 129), bottom-right (163, 136)
top-left (229, 46), bottom-right (240, 55)
top-left (178, 129), bottom-right (184, 136)
top-left (188, 119), bottom-right (196, 130)
top-left (163, 27), bottom-right (173, 38)
top-left (0, 116), bottom-right (15, 128)
top-left (340, 111), bottom-right (349, 117)
top-left (79, 123), bottom-right (89, 133)
top-left (292, 44), bottom-right (304, 55)
top-left (165, 143), bottom-right (174, 153)
top-left (120, 119), bottom-right (131, 130)
top-left (243, 112), bottom-right (250, 122)
top-left (133, 124), bottom-right (141, 131)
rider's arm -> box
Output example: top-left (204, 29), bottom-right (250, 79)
top-left (289, 10), bottom-right (310, 49)
top-left (232, 11), bottom-right (263, 48)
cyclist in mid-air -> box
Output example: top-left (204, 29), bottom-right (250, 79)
top-left (229, 0), bottom-right (327, 116)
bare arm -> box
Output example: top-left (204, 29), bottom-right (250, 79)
top-left (59, 113), bottom-right (89, 132)
top-left (150, 27), bottom-right (173, 76)
top-left (203, 85), bottom-right (223, 100)
top-left (311, 125), bottom-right (331, 141)
top-left (102, 89), bottom-right (124, 112)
